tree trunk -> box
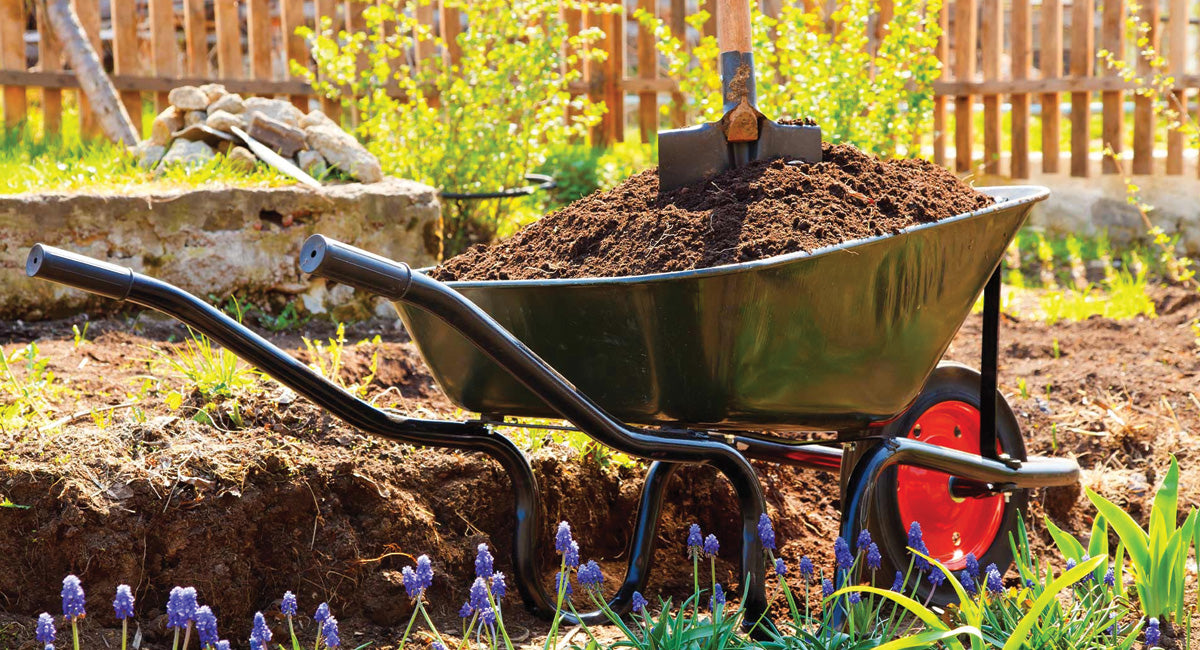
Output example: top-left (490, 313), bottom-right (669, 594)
top-left (40, 0), bottom-right (139, 145)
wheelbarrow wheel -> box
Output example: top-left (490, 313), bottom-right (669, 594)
top-left (866, 361), bottom-right (1028, 605)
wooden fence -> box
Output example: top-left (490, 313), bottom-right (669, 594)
top-left (1, 0), bottom-right (1198, 179)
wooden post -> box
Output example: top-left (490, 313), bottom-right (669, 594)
top-left (980, 0), bottom-right (1001, 175)
top-left (597, 0), bottom-right (624, 145)
top-left (184, 0), bottom-right (207, 76)
top-left (249, 0), bottom-right (273, 82)
top-left (150, 0), bottom-right (177, 112)
top-left (38, 3), bottom-right (64, 136)
top-left (1070, 0), bottom-right (1093, 177)
top-left (1041, 0), bottom-right (1062, 173)
top-left (1, 0), bottom-right (27, 130)
top-left (1166, 0), bottom-right (1186, 174)
top-left (215, 0), bottom-right (243, 80)
top-left (1131, 0), bottom-right (1158, 175)
top-left (282, 0), bottom-right (308, 109)
top-left (954, 0), bottom-right (977, 173)
top-left (932, 0), bottom-right (949, 166)
top-left (1010, 0), bottom-right (1031, 178)
top-left (111, 0), bottom-right (141, 132)
top-left (669, 0), bottom-right (687, 128)
top-left (315, 0), bottom-right (341, 120)
top-left (637, 0), bottom-right (657, 143)
top-left (74, 0), bottom-right (101, 137)
top-left (1100, 0), bottom-right (1124, 174)
top-left (701, 0), bottom-right (718, 40)
top-left (440, 1), bottom-right (462, 67)
top-left (41, 0), bottom-right (139, 145)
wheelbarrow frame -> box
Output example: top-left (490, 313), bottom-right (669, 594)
top-left (26, 210), bottom-right (1079, 627)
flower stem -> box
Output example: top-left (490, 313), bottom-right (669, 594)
top-left (182, 622), bottom-right (192, 650)
top-left (121, 619), bottom-right (128, 650)
top-left (172, 628), bottom-right (180, 650)
top-left (543, 555), bottom-right (568, 650)
top-left (72, 619), bottom-right (80, 650)
top-left (396, 601), bottom-right (421, 650)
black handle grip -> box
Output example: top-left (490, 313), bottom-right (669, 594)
top-left (299, 235), bottom-right (413, 300)
top-left (26, 244), bottom-right (136, 302)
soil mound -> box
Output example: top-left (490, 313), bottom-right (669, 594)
top-left (433, 143), bottom-right (993, 281)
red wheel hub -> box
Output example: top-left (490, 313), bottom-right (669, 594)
top-left (896, 400), bottom-right (1005, 570)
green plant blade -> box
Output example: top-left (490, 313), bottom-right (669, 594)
top-left (1044, 516), bottom-right (1086, 561)
top-left (1086, 487), bottom-right (1149, 574)
top-left (1002, 554), bottom-right (1105, 650)
top-left (874, 626), bottom-right (982, 650)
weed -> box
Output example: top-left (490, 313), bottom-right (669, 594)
top-left (302, 323), bottom-right (379, 398)
top-left (1051, 339), bottom-right (1061, 359)
top-left (71, 322), bottom-right (90, 349)
top-left (0, 342), bottom-right (64, 433)
top-left (151, 329), bottom-right (260, 400)
top-left (1017, 378), bottom-right (1029, 400)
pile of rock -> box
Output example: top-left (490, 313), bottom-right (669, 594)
top-left (135, 83), bottom-right (383, 184)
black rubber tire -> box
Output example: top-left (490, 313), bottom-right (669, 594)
top-left (864, 362), bottom-right (1028, 606)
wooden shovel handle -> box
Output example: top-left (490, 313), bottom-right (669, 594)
top-left (717, 0), bottom-right (752, 53)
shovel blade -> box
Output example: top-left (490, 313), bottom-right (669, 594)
top-left (756, 121), bottom-right (822, 164)
top-left (657, 123), bottom-right (732, 193)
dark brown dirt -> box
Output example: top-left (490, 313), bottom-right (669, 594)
top-left (433, 143), bottom-right (993, 281)
top-left (1, 284), bottom-right (1198, 647)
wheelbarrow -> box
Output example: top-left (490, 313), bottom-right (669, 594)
top-left (26, 184), bottom-right (1079, 626)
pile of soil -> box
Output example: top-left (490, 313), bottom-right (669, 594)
top-left (434, 143), bottom-right (993, 281)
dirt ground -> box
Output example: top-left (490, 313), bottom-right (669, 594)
top-left (0, 285), bottom-right (1197, 649)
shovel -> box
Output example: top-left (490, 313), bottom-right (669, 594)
top-left (657, 0), bottom-right (821, 193)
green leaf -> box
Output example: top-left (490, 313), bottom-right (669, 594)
top-left (1086, 487), bottom-right (1149, 574)
top-left (165, 390), bottom-right (183, 411)
top-left (874, 626), bottom-right (983, 650)
top-left (830, 586), bottom-right (960, 649)
top-left (1003, 554), bottom-right (1105, 650)
top-left (1045, 516), bottom-right (1086, 561)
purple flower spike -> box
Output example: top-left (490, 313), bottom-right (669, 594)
top-left (555, 571), bottom-right (573, 597)
top-left (961, 570), bottom-right (977, 596)
top-left (1146, 618), bottom-right (1160, 646)
top-left (890, 571), bottom-right (904, 592)
top-left (166, 587), bottom-right (196, 629)
top-left (61, 575), bottom-right (86, 621)
top-left (113, 585), bottom-right (135, 620)
top-left (491, 572), bottom-right (507, 599)
top-left (631, 592), bottom-right (647, 613)
top-left (866, 543), bottom-right (882, 571)
top-left (251, 612), bottom-right (272, 646)
top-left (835, 537), bottom-right (854, 570)
top-left (193, 606), bottom-right (218, 648)
top-left (36, 613), bottom-right (56, 644)
top-left (687, 524), bottom-right (703, 550)
top-left (710, 583), bottom-right (725, 610)
top-left (1103, 568), bottom-right (1115, 587)
top-left (986, 566), bottom-right (1004, 594)
top-left (322, 616), bottom-right (340, 648)
top-left (964, 553), bottom-right (980, 579)
top-left (821, 578), bottom-right (834, 597)
top-left (251, 640), bottom-right (263, 650)
top-left (281, 592), bottom-right (297, 617)
top-left (928, 570), bottom-right (946, 588)
top-left (799, 556), bottom-right (814, 581)
top-left (774, 558), bottom-right (787, 576)
top-left (433, 643), bottom-right (447, 650)
top-left (216, 642), bottom-right (231, 650)
top-left (555, 522), bottom-right (573, 554)
top-left (757, 514), bottom-right (776, 551)
top-left (848, 592), bottom-right (861, 605)
top-left (469, 577), bottom-right (490, 612)
top-left (578, 560), bottom-right (604, 591)
top-left (480, 607), bottom-right (497, 629)
top-left (703, 534), bottom-right (719, 558)
top-left (458, 602), bottom-right (473, 618)
top-left (314, 603), bottom-right (331, 625)
top-left (907, 522), bottom-right (930, 571)
top-left (856, 529), bottom-right (872, 553)
top-left (475, 543), bottom-right (494, 579)
top-left (564, 540), bottom-right (580, 569)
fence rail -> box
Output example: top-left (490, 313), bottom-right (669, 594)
top-left (1, 0), bottom-right (1198, 179)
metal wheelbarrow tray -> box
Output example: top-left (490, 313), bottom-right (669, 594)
top-left (27, 183), bottom-right (1079, 630)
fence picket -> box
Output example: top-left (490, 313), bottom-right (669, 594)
top-left (1131, 0), bottom-right (1158, 174)
top-left (1100, 0), bottom-right (1124, 173)
top-left (2, 0), bottom-right (27, 130)
top-left (185, 0), bottom-right (207, 77)
top-left (637, 0), bottom-right (657, 143)
top-left (37, 3), bottom-right (63, 136)
top-left (1070, 0), bottom-right (1094, 177)
top-left (669, 0), bottom-right (686, 128)
top-left (282, 0), bottom-right (308, 109)
top-left (76, 0), bottom-right (102, 137)
top-left (954, 0), bottom-right (977, 173)
top-left (932, 0), bottom-right (948, 166)
top-left (1011, 0), bottom-right (1031, 178)
top-left (1166, 0), bottom-right (1186, 174)
top-left (1041, 0), bottom-right (1063, 173)
top-left (111, 0), bottom-right (140, 131)
top-left (249, 0), bottom-right (273, 84)
top-left (150, 0), bottom-right (177, 112)
top-left (441, 2), bottom-right (462, 67)
top-left (215, 0), bottom-right (243, 80)
top-left (315, 0), bottom-right (342, 120)
top-left (981, 0), bottom-right (1002, 175)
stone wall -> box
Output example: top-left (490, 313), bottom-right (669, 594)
top-left (1, 178), bottom-right (441, 321)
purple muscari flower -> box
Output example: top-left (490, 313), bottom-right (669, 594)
top-left (36, 613), bottom-right (55, 644)
top-left (687, 524), bottom-right (703, 552)
top-left (848, 592), bottom-right (861, 605)
top-left (835, 537), bottom-right (854, 570)
top-left (631, 591), bottom-right (647, 613)
top-left (1146, 618), bottom-right (1161, 646)
top-left (703, 534), bottom-right (719, 557)
top-left (491, 572), bottom-right (507, 599)
top-left (866, 543), bottom-right (882, 571)
top-left (458, 602), bottom-right (473, 618)
top-left (469, 577), bottom-right (490, 611)
top-left (856, 529), bottom-right (872, 553)
top-left (216, 642), bottom-right (231, 650)
top-left (193, 606), bottom-right (218, 648)
top-left (403, 555), bottom-right (435, 600)
top-left (564, 540), bottom-right (580, 569)
top-left (758, 514), bottom-right (776, 551)
top-left (799, 556), bottom-right (814, 581)
top-left (166, 587), bottom-right (195, 629)
top-left (890, 571), bottom-right (904, 592)
top-left (774, 558), bottom-right (787, 576)
top-left (251, 612), bottom-right (272, 646)
top-left (433, 643), bottom-right (447, 650)
top-left (555, 571), bottom-right (573, 597)
top-left (964, 553), bottom-right (980, 579)
top-left (986, 566), bottom-right (1004, 594)
top-left (416, 555), bottom-right (434, 589)
top-left (928, 570), bottom-right (946, 588)
top-left (475, 543), bottom-right (494, 579)
top-left (555, 522), bottom-right (573, 554)
top-left (821, 578), bottom-right (834, 597)
top-left (710, 583), bottom-right (725, 610)
top-left (907, 522), bottom-right (930, 571)
top-left (113, 585), bottom-right (135, 620)
top-left (479, 607), bottom-right (496, 628)
top-left (251, 640), bottom-right (264, 650)
top-left (322, 616), bottom-right (340, 648)
top-left (578, 560), bottom-right (604, 590)
top-left (1025, 578), bottom-right (1035, 588)
top-left (61, 575), bottom-right (86, 621)
top-left (1104, 567), bottom-right (1115, 587)
top-left (281, 591), bottom-right (297, 617)
top-left (985, 563), bottom-right (999, 577)
top-left (314, 603), bottom-right (331, 625)
top-left (1079, 554), bottom-right (1094, 583)
top-left (961, 570), bottom-right (977, 596)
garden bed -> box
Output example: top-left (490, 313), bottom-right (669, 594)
top-left (0, 286), bottom-right (1197, 647)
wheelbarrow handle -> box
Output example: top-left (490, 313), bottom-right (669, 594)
top-left (299, 235), bottom-right (412, 300)
top-left (26, 244), bottom-right (136, 302)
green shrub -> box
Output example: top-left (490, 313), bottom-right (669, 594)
top-left (298, 0), bottom-right (609, 256)
top-left (637, 0), bottom-right (942, 159)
